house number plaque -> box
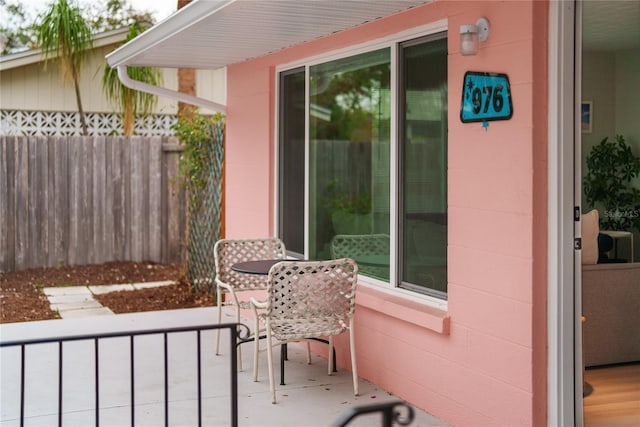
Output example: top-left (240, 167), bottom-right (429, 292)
top-left (460, 71), bottom-right (513, 123)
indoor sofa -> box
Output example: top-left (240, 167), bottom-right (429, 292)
top-left (582, 262), bottom-right (640, 367)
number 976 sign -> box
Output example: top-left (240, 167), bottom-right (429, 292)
top-left (460, 72), bottom-right (513, 123)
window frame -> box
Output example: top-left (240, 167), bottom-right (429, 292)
top-left (277, 66), bottom-right (306, 258)
top-left (274, 20), bottom-right (448, 308)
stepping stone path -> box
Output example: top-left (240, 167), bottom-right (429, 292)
top-left (43, 281), bottom-right (176, 319)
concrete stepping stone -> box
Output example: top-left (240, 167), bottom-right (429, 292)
top-left (50, 300), bottom-right (104, 311)
top-left (43, 287), bottom-right (93, 297)
top-left (133, 280), bottom-right (176, 290)
top-left (88, 284), bottom-right (135, 294)
top-left (47, 294), bottom-right (96, 304)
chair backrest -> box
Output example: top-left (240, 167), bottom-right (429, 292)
top-left (330, 234), bottom-right (390, 259)
top-left (214, 238), bottom-right (287, 290)
top-left (265, 258), bottom-right (358, 322)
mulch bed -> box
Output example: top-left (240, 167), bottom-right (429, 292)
top-left (1, 261), bottom-right (215, 324)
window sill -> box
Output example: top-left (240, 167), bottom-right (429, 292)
top-left (355, 284), bottom-right (450, 335)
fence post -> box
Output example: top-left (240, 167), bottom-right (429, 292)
top-left (162, 138), bottom-right (186, 265)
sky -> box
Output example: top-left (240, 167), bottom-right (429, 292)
top-left (124, 0), bottom-right (177, 22)
top-left (23, 0), bottom-right (178, 23)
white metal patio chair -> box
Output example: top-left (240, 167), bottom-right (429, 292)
top-left (250, 258), bottom-right (359, 403)
top-left (214, 237), bottom-right (286, 370)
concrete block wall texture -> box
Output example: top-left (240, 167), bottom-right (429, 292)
top-left (224, 1), bottom-right (548, 425)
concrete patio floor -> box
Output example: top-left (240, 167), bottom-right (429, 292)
top-left (0, 307), bottom-right (448, 427)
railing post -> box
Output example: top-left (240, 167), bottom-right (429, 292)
top-left (130, 336), bottom-right (135, 426)
top-left (95, 338), bottom-right (99, 427)
top-left (20, 345), bottom-right (25, 427)
top-left (58, 341), bottom-right (63, 427)
top-left (197, 331), bottom-right (202, 427)
top-left (230, 325), bottom-right (239, 427)
top-left (164, 332), bottom-right (169, 427)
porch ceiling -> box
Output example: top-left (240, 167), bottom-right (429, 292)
top-left (106, 0), bottom-right (430, 70)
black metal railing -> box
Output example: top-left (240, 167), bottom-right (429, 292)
top-left (0, 322), bottom-right (249, 427)
top-left (331, 401), bottom-right (415, 427)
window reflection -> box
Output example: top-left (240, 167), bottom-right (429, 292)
top-left (309, 48), bottom-right (391, 281)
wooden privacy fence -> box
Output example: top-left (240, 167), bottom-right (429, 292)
top-left (0, 136), bottom-right (186, 273)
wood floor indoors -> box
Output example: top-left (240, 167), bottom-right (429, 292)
top-left (583, 363), bottom-right (640, 427)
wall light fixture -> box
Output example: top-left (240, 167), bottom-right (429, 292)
top-left (460, 17), bottom-right (490, 56)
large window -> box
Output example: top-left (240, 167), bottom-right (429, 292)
top-left (278, 32), bottom-right (447, 297)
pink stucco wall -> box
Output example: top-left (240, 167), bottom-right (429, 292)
top-left (225, 1), bottom-right (548, 425)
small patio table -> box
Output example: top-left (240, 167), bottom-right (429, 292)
top-left (231, 259), bottom-right (281, 275)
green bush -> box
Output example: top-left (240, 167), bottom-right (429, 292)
top-left (172, 113), bottom-right (224, 209)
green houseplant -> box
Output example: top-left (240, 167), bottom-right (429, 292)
top-left (583, 134), bottom-right (640, 231)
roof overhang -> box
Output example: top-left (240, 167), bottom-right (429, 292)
top-left (1, 27), bottom-right (128, 71)
top-left (106, 0), bottom-right (430, 70)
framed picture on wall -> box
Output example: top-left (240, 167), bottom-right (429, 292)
top-left (581, 101), bottom-right (593, 133)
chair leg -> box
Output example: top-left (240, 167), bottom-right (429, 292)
top-left (253, 315), bottom-right (260, 382)
top-left (266, 327), bottom-right (276, 404)
top-left (349, 326), bottom-right (358, 396)
top-left (306, 341), bottom-right (311, 364)
top-left (235, 305), bottom-right (243, 371)
top-left (280, 343), bottom-right (286, 385)
top-left (328, 336), bottom-right (334, 375)
top-left (215, 287), bottom-right (222, 356)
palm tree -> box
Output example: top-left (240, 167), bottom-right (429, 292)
top-left (36, 0), bottom-right (93, 136)
top-left (102, 22), bottom-right (162, 136)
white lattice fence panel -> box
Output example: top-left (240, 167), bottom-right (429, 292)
top-left (0, 110), bottom-right (177, 136)
top-left (135, 114), bottom-right (177, 135)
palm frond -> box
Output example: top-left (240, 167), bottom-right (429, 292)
top-left (36, 0), bottom-right (93, 79)
top-left (102, 21), bottom-right (162, 135)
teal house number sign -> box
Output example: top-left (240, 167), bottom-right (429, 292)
top-left (460, 71), bottom-right (513, 123)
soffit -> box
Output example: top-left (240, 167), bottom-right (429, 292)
top-left (106, 0), bottom-right (430, 70)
